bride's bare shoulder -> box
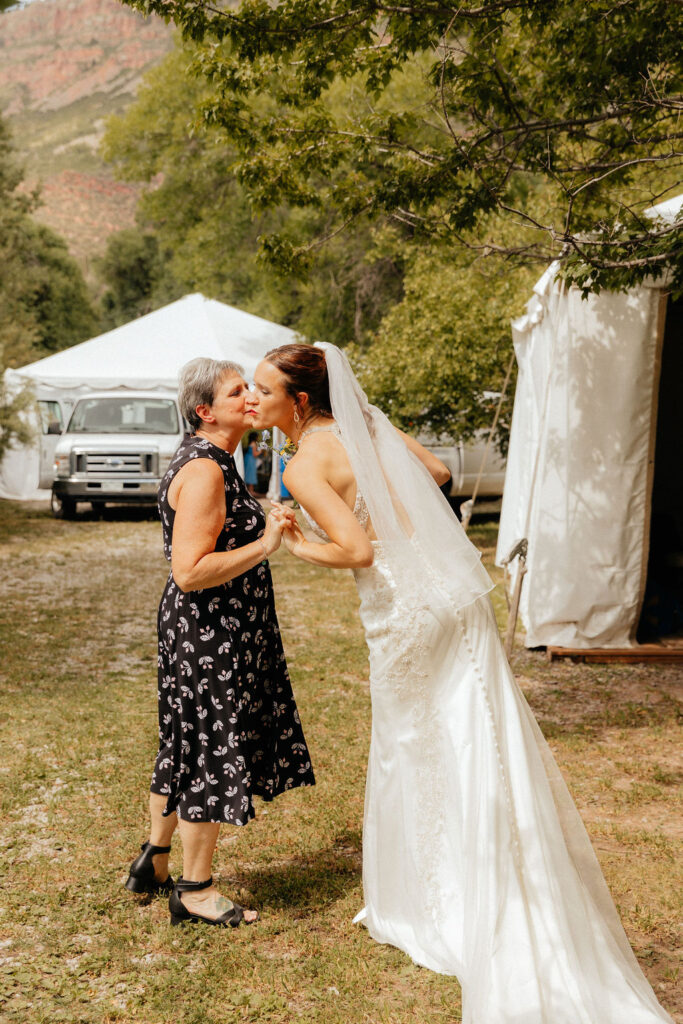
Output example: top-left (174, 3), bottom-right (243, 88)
top-left (295, 427), bottom-right (345, 461)
top-left (284, 429), bottom-right (348, 489)
top-left (283, 440), bottom-right (329, 480)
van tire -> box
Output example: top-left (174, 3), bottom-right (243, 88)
top-left (51, 491), bottom-right (77, 519)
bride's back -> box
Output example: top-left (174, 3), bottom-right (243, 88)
top-left (286, 426), bottom-right (355, 503)
top-left (284, 425), bottom-right (373, 534)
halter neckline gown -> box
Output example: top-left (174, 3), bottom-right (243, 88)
top-left (298, 423), bottom-right (673, 1024)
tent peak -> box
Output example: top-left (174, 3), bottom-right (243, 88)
top-left (644, 192), bottom-right (683, 224)
top-left (12, 294), bottom-right (301, 387)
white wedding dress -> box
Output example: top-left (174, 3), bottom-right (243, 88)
top-left (299, 420), bottom-right (673, 1024)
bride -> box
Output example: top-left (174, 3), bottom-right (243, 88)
top-left (246, 342), bottom-right (673, 1024)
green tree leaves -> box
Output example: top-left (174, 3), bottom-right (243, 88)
top-left (350, 245), bottom-right (532, 448)
top-left (99, 29), bottom-right (526, 444)
top-left (0, 115), bottom-right (96, 454)
top-left (96, 229), bottom-right (170, 329)
top-left (107, 1), bottom-right (682, 446)
top-left (100, 43), bottom-right (407, 344)
top-left (120, 0), bottom-right (683, 289)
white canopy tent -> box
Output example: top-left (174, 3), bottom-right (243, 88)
top-left (2, 293), bottom-right (298, 500)
top-left (496, 195), bottom-right (682, 649)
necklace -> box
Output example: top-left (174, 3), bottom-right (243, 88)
top-left (297, 421), bottom-right (338, 443)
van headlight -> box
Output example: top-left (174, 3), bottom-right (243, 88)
top-left (54, 454), bottom-right (71, 478)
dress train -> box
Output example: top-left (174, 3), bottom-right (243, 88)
top-left (351, 540), bottom-right (672, 1024)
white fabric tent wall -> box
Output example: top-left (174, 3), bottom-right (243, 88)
top-left (2, 293), bottom-right (297, 500)
top-left (496, 271), bottom-right (664, 648)
top-left (0, 382), bottom-right (77, 501)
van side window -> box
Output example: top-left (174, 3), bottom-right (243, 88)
top-left (37, 401), bottom-right (63, 434)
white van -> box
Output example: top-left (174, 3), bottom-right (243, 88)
top-left (50, 391), bottom-right (185, 518)
top-left (422, 434), bottom-right (507, 511)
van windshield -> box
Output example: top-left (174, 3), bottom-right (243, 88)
top-left (68, 398), bottom-right (179, 435)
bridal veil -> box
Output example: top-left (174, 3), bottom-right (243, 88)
top-left (318, 342), bottom-right (494, 615)
top-left (316, 341), bottom-right (673, 1024)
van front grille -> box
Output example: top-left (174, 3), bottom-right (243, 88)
top-left (75, 451), bottom-right (157, 477)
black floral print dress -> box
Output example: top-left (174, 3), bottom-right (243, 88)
top-left (150, 434), bottom-right (315, 824)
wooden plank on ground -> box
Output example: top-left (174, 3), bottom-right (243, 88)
top-left (547, 644), bottom-right (683, 664)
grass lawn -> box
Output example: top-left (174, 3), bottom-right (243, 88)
top-left (0, 500), bottom-right (680, 1023)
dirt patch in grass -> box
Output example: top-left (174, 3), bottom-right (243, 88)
top-left (0, 501), bottom-right (679, 1023)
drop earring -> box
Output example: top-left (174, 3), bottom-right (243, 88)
top-left (293, 408), bottom-right (300, 425)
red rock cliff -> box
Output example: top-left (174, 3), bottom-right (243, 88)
top-left (0, 0), bottom-right (173, 114)
top-left (0, 0), bottom-right (174, 269)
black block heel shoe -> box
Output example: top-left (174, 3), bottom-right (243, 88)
top-left (125, 842), bottom-right (174, 896)
top-left (169, 876), bottom-right (257, 928)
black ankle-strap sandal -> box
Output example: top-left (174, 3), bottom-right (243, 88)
top-left (169, 875), bottom-right (257, 928)
top-left (125, 841), bottom-right (174, 896)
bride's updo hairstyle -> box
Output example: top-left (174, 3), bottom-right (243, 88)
top-left (264, 344), bottom-right (333, 420)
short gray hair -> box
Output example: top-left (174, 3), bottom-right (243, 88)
top-left (178, 358), bottom-right (244, 431)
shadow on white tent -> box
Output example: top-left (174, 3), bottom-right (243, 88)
top-left (496, 195), bottom-right (683, 662)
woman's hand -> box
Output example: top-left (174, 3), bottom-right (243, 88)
top-left (269, 501), bottom-right (297, 525)
top-left (267, 503), bottom-right (305, 559)
top-left (280, 519), bottom-right (307, 558)
top-left (261, 509), bottom-right (287, 556)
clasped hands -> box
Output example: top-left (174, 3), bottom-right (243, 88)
top-left (266, 502), bottom-right (306, 556)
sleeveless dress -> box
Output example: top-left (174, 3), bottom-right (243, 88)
top-left (151, 434), bottom-right (315, 824)
top-left (298, 424), bottom-right (672, 1024)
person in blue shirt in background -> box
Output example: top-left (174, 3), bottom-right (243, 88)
top-left (243, 431), bottom-right (260, 495)
top-left (279, 456), bottom-right (292, 501)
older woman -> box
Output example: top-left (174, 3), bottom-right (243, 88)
top-left (125, 357), bottom-right (315, 927)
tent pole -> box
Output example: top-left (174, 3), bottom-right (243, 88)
top-left (266, 428), bottom-right (283, 502)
